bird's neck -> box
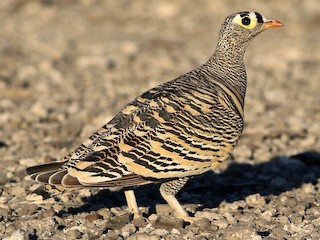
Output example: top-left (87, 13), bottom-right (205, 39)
top-left (205, 39), bottom-right (250, 102)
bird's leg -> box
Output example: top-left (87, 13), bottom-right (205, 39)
top-left (124, 189), bottom-right (140, 219)
top-left (160, 177), bottom-right (198, 223)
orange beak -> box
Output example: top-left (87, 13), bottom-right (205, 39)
top-left (261, 20), bottom-right (284, 31)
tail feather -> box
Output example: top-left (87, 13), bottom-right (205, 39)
top-left (26, 161), bottom-right (66, 175)
top-left (48, 170), bottom-right (69, 185)
top-left (34, 171), bottom-right (57, 183)
top-left (27, 161), bottom-right (154, 189)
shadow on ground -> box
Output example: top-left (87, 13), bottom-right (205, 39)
top-left (63, 150), bottom-right (320, 216)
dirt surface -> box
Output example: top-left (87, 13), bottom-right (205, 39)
top-left (1, 0), bottom-right (320, 239)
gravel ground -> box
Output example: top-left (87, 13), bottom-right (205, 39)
top-left (1, 0), bottom-right (320, 239)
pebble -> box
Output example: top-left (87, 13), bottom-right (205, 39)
top-left (245, 193), bottom-right (266, 207)
top-left (132, 216), bottom-right (148, 228)
top-left (84, 213), bottom-right (103, 222)
top-left (121, 223), bottom-right (136, 238)
top-left (191, 218), bottom-right (211, 231)
top-left (238, 212), bottom-right (255, 223)
top-left (260, 210), bottom-right (273, 222)
top-left (154, 216), bottom-right (183, 230)
top-left (286, 197), bottom-right (298, 208)
top-left (150, 228), bottom-right (169, 236)
top-left (212, 217), bottom-right (228, 229)
top-left (0, 208), bottom-right (10, 221)
top-left (128, 233), bottom-right (160, 240)
top-left (105, 213), bottom-right (131, 230)
top-left (5, 224), bottom-right (16, 235)
top-left (65, 229), bottom-right (83, 239)
top-left (97, 208), bottom-right (113, 220)
top-left (40, 209), bottom-right (56, 218)
top-left (306, 206), bottom-right (320, 216)
top-left (15, 204), bottom-right (38, 217)
top-left (3, 229), bottom-right (28, 240)
top-left (0, 223), bottom-right (6, 234)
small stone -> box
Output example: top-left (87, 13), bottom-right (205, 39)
top-left (238, 212), bottom-right (255, 223)
top-left (53, 216), bottom-right (65, 226)
top-left (5, 224), bottom-right (16, 235)
top-left (312, 217), bottom-right (320, 225)
top-left (3, 229), bottom-right (28, 240)
top-left (261, 210), bottom-right (273, 222)
top-left (195, 209), bottom-right (220, 220)
top-left (128, 233), bottom-right (160, 240)
top-left (301, 183), bottom-right (315, 194)
top-left (150, 228), bottom-right (169, 236)
top-left (106, 213), bottom-right (131, 230)
top-left (97, 208), bottom-right (113, 220)
top-left (105, 230), bottom-right (120, 239)
top-left (154, 216), bottom-right (183, 230)
top-left (286, 197), bottom-right (298, 208)
top-left (84, 213), bottom-right (103, 222)
top-left (10, 187), bottom-right (25, 197)
top-left (210, 224), bottom-right (219, 231)
top-left (293, 204), bottom-right (307, 215)
top-left (0, 223), bottom-right (6, 234)
top-left (277, 216), bottom-right (290, 224)
top-left (15, 204), bottom-right (38, 217)
top-left (289, 213), bottom-right (302, 224)
top-left (65, 229), bottom-right (83, 239)
top-left (212, 217), bottom-right (228, 229)
top-left (132, 216), bottom-right (147, 228)
top-left (191, 218), bottom-right (211, 231)
top-left (171, 228), bottom-right (180, 234)
top-left (121, 223), bottom-right (136, 238)
top-left (0, 208), bottom-right (10, 221)
top-left (306, 206), bottom-right (320, 216)
top-left (246, 193), bottom-right (266, 207)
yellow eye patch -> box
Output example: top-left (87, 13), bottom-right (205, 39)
top-left (238, 16), bottom-right (257, 29)
top-left (232, 12), bottom-right (258, 30)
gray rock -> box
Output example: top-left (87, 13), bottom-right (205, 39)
top-left (121, 223), bottom-right (136, 238)
top-left (3, 229), bottom-right (28, 240)
top-left (128, 233), bottom-right (160, 240)
top-left (106, 213), bottom-right (131, 230)
top-left (15, 204), bottom-right (38, 217)
top-left (191, 218), bottom-right (211, 231)
top-left (154, 216), bottom-right (183, 230)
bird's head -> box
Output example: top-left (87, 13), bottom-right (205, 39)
top-left (219, 11), bottom-right (283, 45)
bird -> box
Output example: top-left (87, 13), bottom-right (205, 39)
top-left (26, 11), bottom-right (283, 223)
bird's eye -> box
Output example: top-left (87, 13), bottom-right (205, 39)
top-left (242, 17), bottom-right (251, 26)
top-left (235, 15), bottom-right (258, 29)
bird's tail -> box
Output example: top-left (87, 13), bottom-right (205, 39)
top-left (26, 161), bottom-right (82, 186)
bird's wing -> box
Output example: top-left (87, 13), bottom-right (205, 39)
top-left (28, 75), bottom-right (243, 187)
top-left (64, 76), bottom-right (242, 184)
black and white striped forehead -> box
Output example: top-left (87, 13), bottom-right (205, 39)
top-left (233, 12), bottom-right (267, 24)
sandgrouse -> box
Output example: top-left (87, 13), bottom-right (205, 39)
top-left (27, 12), bottom-right (283, 222)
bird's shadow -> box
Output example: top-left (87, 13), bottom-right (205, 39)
top-left (62, 150), bottom-right (320, 216)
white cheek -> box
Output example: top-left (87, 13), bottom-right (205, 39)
top-left (232, 15), bottom-right (241, 24)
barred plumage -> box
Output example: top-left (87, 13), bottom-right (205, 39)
top-left (26, 12), bottom-right (283, 222)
